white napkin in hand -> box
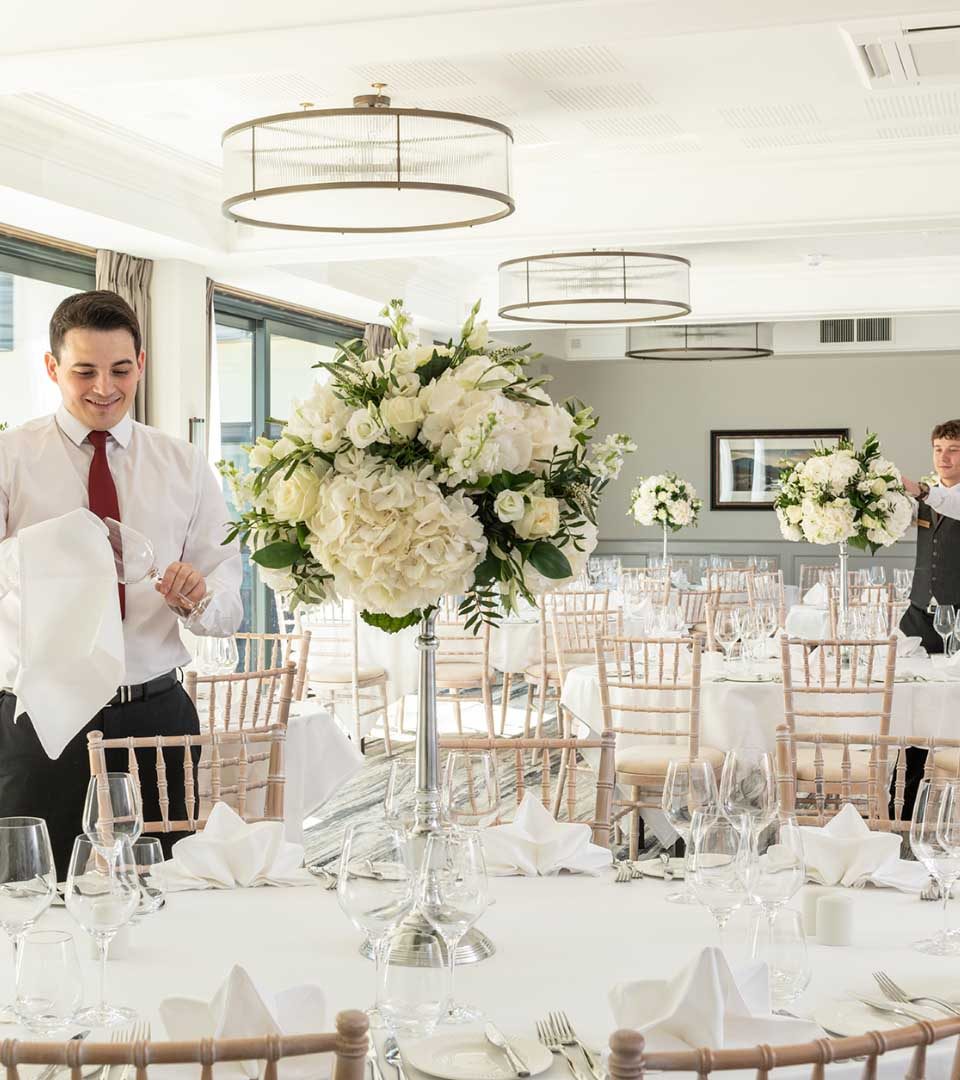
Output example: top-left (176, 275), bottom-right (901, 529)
top-left (482, 792), bottom-right (612, 876)
top-left (802, 581), bottom-right (829, 607)
top-left (610, 947), bottom-right (822, 1051)
top-left (161, 964), bottom-right (328, 1079)
top-left (11, 509), bottom-right (124, 759)
top-left (799, 803), bottom-right (921, 889)
top-left (162, 803), bottom-right (315, 890)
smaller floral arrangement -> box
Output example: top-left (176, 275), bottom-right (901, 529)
top-left (629, 473), bottom-right (703, 532)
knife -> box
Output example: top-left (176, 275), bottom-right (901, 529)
top-left (484, 1022), bottom-right (531, 1078)
top-left (856, 997), bottom-right (931, 1024)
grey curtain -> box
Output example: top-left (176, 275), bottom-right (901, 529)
top-left (95, 250), bottom-right (153, 424)
top-left (204, 277), bottom-right (215, 455)
top-left (363, 322), bottom-right (395, 357)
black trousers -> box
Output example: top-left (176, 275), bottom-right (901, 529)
top-left (896, 604), bottom-right (945, 821)
top-left (0, 683), bottom-right (200, 879)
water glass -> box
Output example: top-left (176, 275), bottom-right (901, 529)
top-left (910, 780), bottom-right (960, 955)
top-left (15, 930), bottom-right (83, 1033)
top-left (442, 752), bottom-right (501, 828)
top-left (377, 932), bottom-right (446, 1038)
top-left (418, 827), bottom-right (488, 1024)
top-left (83, 774), bottom-right (143, 857)
top-left (719, 748), bottom-right (777, 833)
top-left (766, 910), bottom-right (812, 1007)
top-left (0, 817), bottom-right (57, 1023)
top-left (745, 815), bottom-right (805, 957)
top-left (661, 760), bottom-right (718, 903)
top-left (894, 569), bottom-right (913, 601)
top-left (132, 838), bottom-right (166, 918)
top-left (384, 759), bottom-right (417, 832)
top-left (934, 605), bottom-right (957, 657)
top-left (65, 835), bottom-right (139, 1025)
top-left (689, 811), bottom-right (750, 947)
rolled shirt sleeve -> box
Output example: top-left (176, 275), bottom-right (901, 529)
top-left (925, 483), bottom-right (960, 521)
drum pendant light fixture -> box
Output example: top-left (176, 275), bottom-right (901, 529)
top-left (625, 322), bottom-right (774, 360)
top-left (222, 85), bottom-right (515, 233)
top-left (497, 249), bottom-right (690, 324)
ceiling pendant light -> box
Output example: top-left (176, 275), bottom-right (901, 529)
top-left (625, 322), bottom-right (774, 360)
top-left (497, 249), bottom-right (690, 324)
top-left (221, 85), bottom-right (514, 233)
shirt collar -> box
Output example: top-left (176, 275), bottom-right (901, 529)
top-left (55, 404), bottom-right (133, 449)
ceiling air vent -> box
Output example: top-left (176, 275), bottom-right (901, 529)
top-left (820, 318), bottom-right (855, 344)
top-left (819, 316), bottom-right (893, 345)
top-left (856, 316), bottom-right (892, 342)
top-left (845, 21), bottom-right (960, 88)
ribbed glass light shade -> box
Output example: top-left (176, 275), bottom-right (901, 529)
top-left (497, 250), bottom-right (690, 324)
top-left (625, 322), bottom-right (774, 360)
top-left (222, 107), bottom-right (514, 233)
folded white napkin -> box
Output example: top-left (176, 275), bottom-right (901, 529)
top-left (161, 964), bottom-right (328, 1079)
top-left (161, 803), bottom-right (315, 890)
top-left (671, 569), bottom-right (690, 589)
top-left (799, 803), bottom-right (923, 889)
top-left (10, 509), bottom-right (124, 759)
top-left (895, 631), bottom-right (924, 658)
top-left (802, 581), bottom-right (829, 607)
top-left (482, 792), bottom-right (612, 876)
top-left (609, 947), bottom-right (822, 1052)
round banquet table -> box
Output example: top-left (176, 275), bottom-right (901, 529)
top-left (561, 654), bottom-right (960, 754)
top-left (18, 875), bottom-right (960, 1079)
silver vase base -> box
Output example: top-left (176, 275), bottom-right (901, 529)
top-left (361, 915), bottom-right (495, 967)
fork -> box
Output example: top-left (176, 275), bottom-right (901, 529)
top-left (873, 970), bottom-right (960, 1017)
top-left (536, 1019), bottom-right (590, 1080)
top-left (613, 861), bottom-right (632, 883)
top-left (306, 864), bottom-right (339, 890)
top-left (367, 1037), bottom-right (387, 1080)
top-left (118, 1020), bottom-right (151, 1080)
top-left (549, 1011), bottom-right (602, 1080)
top-left (87, 1021), bottom-right (140, 1080)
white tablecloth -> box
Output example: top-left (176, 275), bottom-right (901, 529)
top-left (785, 604), bottom-right (832, 640)
top-left (23, 873), bottom-right (960, 1078)
top-left (561, 655), bottom-right (960, 753)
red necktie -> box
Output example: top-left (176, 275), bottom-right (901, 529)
top-left (87, 430), bottom-right (125, 619)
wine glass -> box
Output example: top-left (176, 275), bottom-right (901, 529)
top-left (15, 930), bottom-right (83, 1033)
top-left (934, 605), bottom-right (957, 657)
top-left (336, 822), bottom-right (415, 1026)
top-left (660, 760), bottom-right (719, 903)
top-left (910, 780), bottom-right (960, 955)
top-left (744, 815), bottom-right (805, 958)
top-left (719, 748), bottom-right (777, 835)
top-left (103, 517), bottom-right (213, 626)
top-left (894, 569), bottom-right (913, 602)
top-left (442, 752), bottom-right (501, 828)
top-left (132, 838), bottom-right (166, 918)
top-left (65, 835), bottom-right (139, 1025)
top-left (868, 566), bottom-right (886, 586)
top-left (83, 774), bottom-right (142, 858)
top-left (0, 818), bottom-right (56, 1023)
top-left (713, 609), bottom-right (740, 665)
top-left (384, 759), bottom-right (417, 833)
top-left (688, 811), bottom-right (750, 950)
top-left (418, 827), bottom-right (489, 1024)
top-left (195, 635), bottom-right (239, 676)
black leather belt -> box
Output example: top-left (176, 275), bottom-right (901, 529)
top-left (106, 671), bottom-right (179, 707)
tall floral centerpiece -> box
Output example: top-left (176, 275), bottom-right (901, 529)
top-left (773, 433), bottom-right (912, 619)
top-left (629, 473), bottom-right (702, 564)
top-left (223, 299), bottom-right (633, 960)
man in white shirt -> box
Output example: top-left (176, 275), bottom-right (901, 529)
top-left (0, 290), bottom-right (242, 873)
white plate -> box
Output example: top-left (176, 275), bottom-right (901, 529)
top-left (813, 999), bottom-right (941, 1038)
top-left (402, 1033), bottom-right (553, 1080)
top-left (640, 857), bottom-right (686, 879)
top-left (718, 674), bottom-right (780, 684)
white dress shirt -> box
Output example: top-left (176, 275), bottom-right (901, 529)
top-left (0, 405), bottom-right (243, 687)
top-left (925, 482), bottom-right (960, 520)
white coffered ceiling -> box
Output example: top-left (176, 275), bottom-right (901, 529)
top-left (3, 0), bottom-right (960, 330)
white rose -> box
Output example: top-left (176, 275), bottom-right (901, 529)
top-left (272, 436), bottom-right (297, 459)
top-left (494, 489), bottom-right (525, 523)
top-left (380, 395), bottom-right (424, 440)
top-left (258, 565), bottom-right (297, 594)
top-left (249, 439), bottom-right (273, 468)
top-left (346, 406), bottom-right (385, 449)
top-left (466, 320), bottom-right (489, 351)
top-left (516, 495), bottom-right (561, 540)
top-left (270, 463), bottom-right (326, 524)
top-left (786, 504), bottom-right (803, 524)
top-left (871, 478), bottom-right (887, 496)
top-left (391, 371), bottom-right (421, 397)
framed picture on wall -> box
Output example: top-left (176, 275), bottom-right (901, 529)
top-left (710, 428), bottom-right (849, 510)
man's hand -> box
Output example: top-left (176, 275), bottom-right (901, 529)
top-left (156, 561), bottom-right (207, 614)
top-left (903, 477), bottom-right (921, 497)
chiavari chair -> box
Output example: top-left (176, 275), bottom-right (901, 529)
top-left (595, 633), bottom-right (721, 858)
top-left (185, 663), bottom-right (295, 734)
top-left (828, 583), bottom-right (896, 635)
top-left (622, 566), bottom-right (671, 608)
top-left (435, 595), bottom-right (495, 737)
top-left (798, 563), bottom-right (836, 594)
top-left (747, 569), bottom-right (787, 629)
top-left (235, 630), bottom-right (311, 701)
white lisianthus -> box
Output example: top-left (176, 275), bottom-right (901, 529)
top-left (515, 495), bottom-right (561, 540)
top-left (494, 489), bottom-right (525, 523)
top-left (249, 438), bottom-right (274, 469)
top-left (391, 371), bottom-right (421, 398)
top-left (272, 436), bottom-right (297, 460)
top-left (270, 462), bottom-right (327, 524)
top-left (380, 394), bottom-right (424, 440)
top-left (346, 406), bottom-right (386, 449)
top-left (466, 320), bottom-right (489, 351)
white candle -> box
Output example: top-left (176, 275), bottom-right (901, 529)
top-left (801, 886), bottom-right (830, 936)
top-left (816, 893), bottom-right (854, 946)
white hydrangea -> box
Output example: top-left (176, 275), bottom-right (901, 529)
top-left (799, 497), bottom-right (857, 545)
top-left (283, 382), bottom-right (349, 454)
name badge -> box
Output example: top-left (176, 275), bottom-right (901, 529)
top-left (918, 518), bottom-right (931, 529)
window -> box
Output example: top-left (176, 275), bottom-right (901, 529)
top-left (213, 291), bottom-right (359, 632)
top-left (0, 235), bottom-right (96, 428)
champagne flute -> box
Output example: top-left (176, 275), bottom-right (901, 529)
top-left (660, 760), bottom-right (718, 903)
top-left (0, 818), bottom-right (56, 1023)
top-left (442, 751), bottom-right (501, 828)
top-left (689, 811), bottom-right (750, 951)
top-left (911, 780), bottom-right (960, 955)
top-left (418, 827), bottom-right (488, 1024)
top-left (934, 605), bottom-right (957, 657)
top-left (65, 835), bottom-right (139, 1026)
top-left (82, 774), bottom-right (142, 859)
top-left (103, 517), bottom-right (213, 626)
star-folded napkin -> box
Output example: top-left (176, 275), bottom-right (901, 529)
top-left (481, 792), bottom-right (612, 876)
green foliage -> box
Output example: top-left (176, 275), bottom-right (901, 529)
top-left (360, 609), bottom-right (423, 633)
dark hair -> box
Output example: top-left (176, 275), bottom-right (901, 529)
top-left (49, 290), bottom-right (142, 360)
top-left (932, 420), bottom-right (960, 442)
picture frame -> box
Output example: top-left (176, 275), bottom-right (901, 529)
top-left (710, 428), bottom-right (849, 510)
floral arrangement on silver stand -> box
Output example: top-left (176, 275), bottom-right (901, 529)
top-left (628, 472), bottom-right (702, 565)
top-left (222, 299), bottom-right (634, 965)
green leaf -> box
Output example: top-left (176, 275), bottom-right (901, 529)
top-left (473, 554), bottom-right (501, 585)
top-left (250, 541), bottom-right (302, 569)
top-left (417, 352), bottom-right (454, 385)
top-left (527, 541), bottom-right (573, 580)
top-left (360, 609), bottom-right (424, 634)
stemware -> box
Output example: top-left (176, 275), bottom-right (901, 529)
top-left (131, 838), bottom-right (166, 918)
top-left (660, 760), bottom-right (719, 903)
top-left (194, 635), bottom-right (239, 676)
top-left (0, 817), bottom-right (56, 1023)
top-left (442, 752), bottom-right (501, 828)
top-left (15, 930), bottom-right (83, 1033)
top-left (719, 748), bottom-right (777, 834)
top-left (384, 759), bottom-right (417, 833)
top-left (65, 835), bottom-right (139, 1026)
top-left (688, 811), bottom-right (750, 950)
top-left (893, 569), bottom-right (914, 602)
top-left (910, 780), bottom-right (960, 955)
top-left (744, 815), bottom-right (805, 957)
top-left (713, 610), bottom-right (740, 665)
top-left (867, 566), bottom-right (887, 587)
top-left (766, 910), bottom-right (812, 1007)
top-left (377, 933), bottom-right (446, 1038)
top-left (336, 822), bottom-right (415, 1026)
top-left (82, 774), bottom-right (142, 858)
top-left (418, 827), bottom-right (489, 1024)
top-left (104, 517), bottom-right (214, 626)
top-left (934, 605), bottom-right (957, 658)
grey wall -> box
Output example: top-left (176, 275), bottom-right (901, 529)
top-left (539, 348), bottom-right (960, 582)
